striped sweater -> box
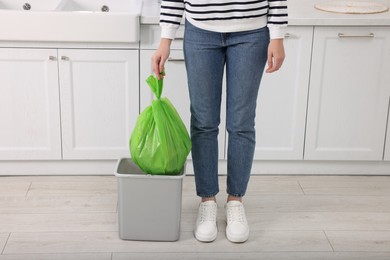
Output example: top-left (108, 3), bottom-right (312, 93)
top-left (160, 0), bottom-right (288, 40)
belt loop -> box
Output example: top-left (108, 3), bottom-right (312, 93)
top-left (221, 33), bottom-right (225, 47)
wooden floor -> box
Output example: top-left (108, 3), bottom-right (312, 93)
top-left (0, 175), bottom-right (390, 260)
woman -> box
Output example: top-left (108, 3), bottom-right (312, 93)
top-left (152, 0), bottom-right (288, 243)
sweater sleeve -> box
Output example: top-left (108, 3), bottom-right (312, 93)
top-left (160, 0), bottom-right (185, 39)
top-left (267, 0), bottom-right (288, 39)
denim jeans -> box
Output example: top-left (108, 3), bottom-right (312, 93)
top-left (183, 20), bottom-right (269, 198)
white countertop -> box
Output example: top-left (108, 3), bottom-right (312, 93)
top-left (141, 0), bottom-right (390, 26)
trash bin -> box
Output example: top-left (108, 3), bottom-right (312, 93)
top-left (115, 158), bottom-right (185, 241)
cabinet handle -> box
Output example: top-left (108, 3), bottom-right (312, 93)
top-left (168, 57), bottom-right (185, 61)
top-left (48, 56), bottom-right (57, 61)
top-left (338, 33), bottom-right (374, 38)
top-left (61, 56), bottom-right (69, 61)
top-left (284, 33), bottom-right (292, 38)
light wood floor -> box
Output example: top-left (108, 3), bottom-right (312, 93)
top-left (1, 175), bottom-right (390, 260)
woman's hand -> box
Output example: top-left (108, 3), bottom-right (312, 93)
top-left (266, 39), bottom-right (285, 73)
top-left (152, 38), bottom-right (172, 79)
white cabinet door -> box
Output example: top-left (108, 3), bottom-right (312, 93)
top-left (0, 48), bottom-right (61, 160)
top-left (59, 49), bottom-right (139, 159)
top-left (140, 50), bottom-right (227, 159)
top-left (305, 27), bottom-right (390, 160)
top-left (254, 27), bottom-right (313, 160)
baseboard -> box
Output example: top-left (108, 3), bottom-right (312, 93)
top-left (1, 159), bottom-right (390, 176)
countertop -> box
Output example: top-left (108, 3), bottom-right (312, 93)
top-left (141, 0), bottom-right (390, 26)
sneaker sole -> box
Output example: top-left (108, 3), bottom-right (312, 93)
top-left (194, 229), bottom-right (218, 242)
top-left (226, 229), bottom-right (249, 243)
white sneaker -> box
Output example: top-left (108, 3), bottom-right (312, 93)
top-left (194, 201), bottom-right (218, 242)
top-left (225, 200), bottom-right (249, 243)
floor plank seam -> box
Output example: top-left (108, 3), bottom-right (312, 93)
top-left (6, 229), bottom-right (390, 238)
top-left (1, 252), bottom-right (112, 256)
top-left (1, 233), bottom-right (10, 255)
top-left (0, 212), bottom-right (118, 215)
top-left (3, 250), bottom-right (390, 255)
top-left (319, 229), bottom-right (390, 232)
top-left (323, 230), bottom-right (335, 252)
top-left (297, 180), bottom-right (306, 195)
top-left (6, 229), bottom-right (390, 233)
top-left (24, 182), bottom-right (32, 197)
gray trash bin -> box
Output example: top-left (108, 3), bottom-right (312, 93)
top-left (115, 158), bottom-right (185, 241)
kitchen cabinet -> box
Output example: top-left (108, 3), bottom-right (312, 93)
top-left (0, 48), bottom-right (139, 160)
top-left (0, 48), bottom-right (61, 160)
top-left (3, 21), bottom-right (390, 175)
top-left (59, 49), bottom-right (139, 159)
top-left (305, 27), bottom-right (390, 160)
top-left (254, 26), bottom-right (313, 160)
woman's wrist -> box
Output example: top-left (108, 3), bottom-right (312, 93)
top-left (159, 38), bottom-right (173, 49)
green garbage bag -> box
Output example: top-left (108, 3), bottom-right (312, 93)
top-left (129, 75), bottom-right (191, 175)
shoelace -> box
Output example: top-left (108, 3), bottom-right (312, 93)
top-left (227, 204), bottom-right (246, 224)
top-left (199, 203), bottom-right (217, 223)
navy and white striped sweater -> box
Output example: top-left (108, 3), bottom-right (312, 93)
top-left (160, 0), bottom-right (288, 39)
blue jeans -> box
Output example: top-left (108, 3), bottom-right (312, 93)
top-left (184, 20), bottom-right (269, 198)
